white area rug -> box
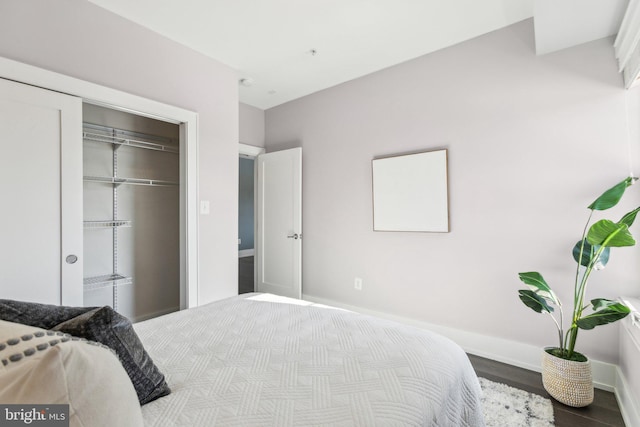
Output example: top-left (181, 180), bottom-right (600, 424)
top-left (480, 377), bottom-right (555, 427)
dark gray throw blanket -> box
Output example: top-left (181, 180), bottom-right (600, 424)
top-left (0, 299), bottom-right (170, 405)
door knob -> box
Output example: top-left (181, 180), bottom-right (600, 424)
top-left (287, 233), bottom-right (299, 240)
top-left (65, 255), bottom-right (78, 264)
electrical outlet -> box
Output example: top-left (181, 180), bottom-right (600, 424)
top-left (354, 277), bottom-right (363, 291)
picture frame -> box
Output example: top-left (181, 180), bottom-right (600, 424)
top-left (372, 149), bottom-right (449, 232)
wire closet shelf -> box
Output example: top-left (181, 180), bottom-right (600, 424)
top-left (81, 123), bottom-right (179, 298)
top-left (83, 274), bottom-right (133, 292)
top-left (83, 127), bottom-right (179, 154)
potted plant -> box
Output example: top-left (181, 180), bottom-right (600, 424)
top-left (517, 177), bottom-right (639, 407)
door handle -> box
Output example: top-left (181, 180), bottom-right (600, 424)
top-left (287, 233), bottom-right (299, 240)
top-left (65, 254), bottom-right (78, 264)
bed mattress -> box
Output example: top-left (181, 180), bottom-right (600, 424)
top-left (134, 294), bottom-right (484, 426)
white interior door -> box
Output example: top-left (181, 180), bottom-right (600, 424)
top-left (0, 78), bottom-right (83, 305)
top-left (256, 148), bottom-right (302, 299)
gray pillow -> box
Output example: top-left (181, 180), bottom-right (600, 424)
top-left (0, 300), bottom-right (170, 405)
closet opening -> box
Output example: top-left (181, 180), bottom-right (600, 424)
top-left (83, 103), bottom-right (181, 322)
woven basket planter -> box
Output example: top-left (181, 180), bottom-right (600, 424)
top-left (541, 347), bottom-right (594, 407)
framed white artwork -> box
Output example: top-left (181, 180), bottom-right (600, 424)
top-left (372, 149), bottom-right (449, 232)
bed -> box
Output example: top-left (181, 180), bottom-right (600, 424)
top-left (134, 293), bottom-right (485, 426)
top-left (0, 293), bottom-right (484, 426)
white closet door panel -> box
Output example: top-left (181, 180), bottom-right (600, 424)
top-left (0, 78), bottom-right (82, 305)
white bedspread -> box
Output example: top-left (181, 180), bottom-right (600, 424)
top-left (135, 294), bottom-right (485, 426)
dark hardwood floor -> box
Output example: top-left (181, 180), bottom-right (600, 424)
top-left (468, 354), bottom-right (625, 426)
top-left (238, 255), bottom-right (254, 294)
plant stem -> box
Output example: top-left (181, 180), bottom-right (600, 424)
top-left (563, 328), bottom-right (572, 357)
top-left (547, 312), bottom-right (563, 349)
top-left (567, 228), bottom-right (623, 357)
top-left (568, 253), bottom-right (597, 356)
top-left (573, 211), bottom-right (593, 307)
top-left (557, 326), bottom-right (564, 351)
top-left (567, 327), bottom-right (578, 357)
top-left (569, 210), bottom-right (593, 355)
top-left (558, 304), bottom-right (564, 350)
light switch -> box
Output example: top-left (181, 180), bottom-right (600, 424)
top-left (200, 200), bottom-right (210, 215)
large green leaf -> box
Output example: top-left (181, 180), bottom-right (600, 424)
top-left (587, 220), bottom-right (635, 247)
top-left (619, 207), bottom-right (640, 228)
top-left (518, 290), bottom-right (554, 313)
top-left (518, 272), bottom-right (559, 305)
top-left (572, 239), bottom-right (610, 268)
top-left (576, 301), bottom-right (630, 330)
top-left (591, 298), bottom-right (620, 311)
top-left (588, 178), bottom-right (634, 211)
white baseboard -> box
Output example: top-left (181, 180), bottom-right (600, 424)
top-left (616, 365), bottom-right (640, 427)
top-left (132, 306), bottom-right (180, 323)
top-left (239, 249), bottom-right (255, 258)
top-left (616, 315), bottom-right (640, 427)
top-left (302, 293), bottom-right (617, 392)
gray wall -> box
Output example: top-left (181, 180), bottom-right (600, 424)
top-left (0, 0), bottom-right (239, 304)
top-left (238, 157), bottom-right (255, 251)
top-left (265, 19), bottom-right (640, 365)
top-left (239, 102), bottom-right (266, 147)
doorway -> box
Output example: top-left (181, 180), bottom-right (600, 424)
top-left (237, 143), bottom-right (302, 299)
top-left (238, 144), bottom-right (264, 295)
top-left (238, 155), bottom-right (255, 294)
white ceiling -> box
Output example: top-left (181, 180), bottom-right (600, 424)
top-left (534, 0), bottom-right (628, 55)
top-left (88, 0), bottom-right (534, 109)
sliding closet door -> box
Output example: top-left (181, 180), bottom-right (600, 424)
top-left (0, 78), bottom-right (83, 305)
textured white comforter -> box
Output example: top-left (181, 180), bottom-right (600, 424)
top-left (135, 294), bottom-right (485, 426)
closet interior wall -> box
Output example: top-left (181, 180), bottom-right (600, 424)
top-left (83, 103), bottom-right (180, 322)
